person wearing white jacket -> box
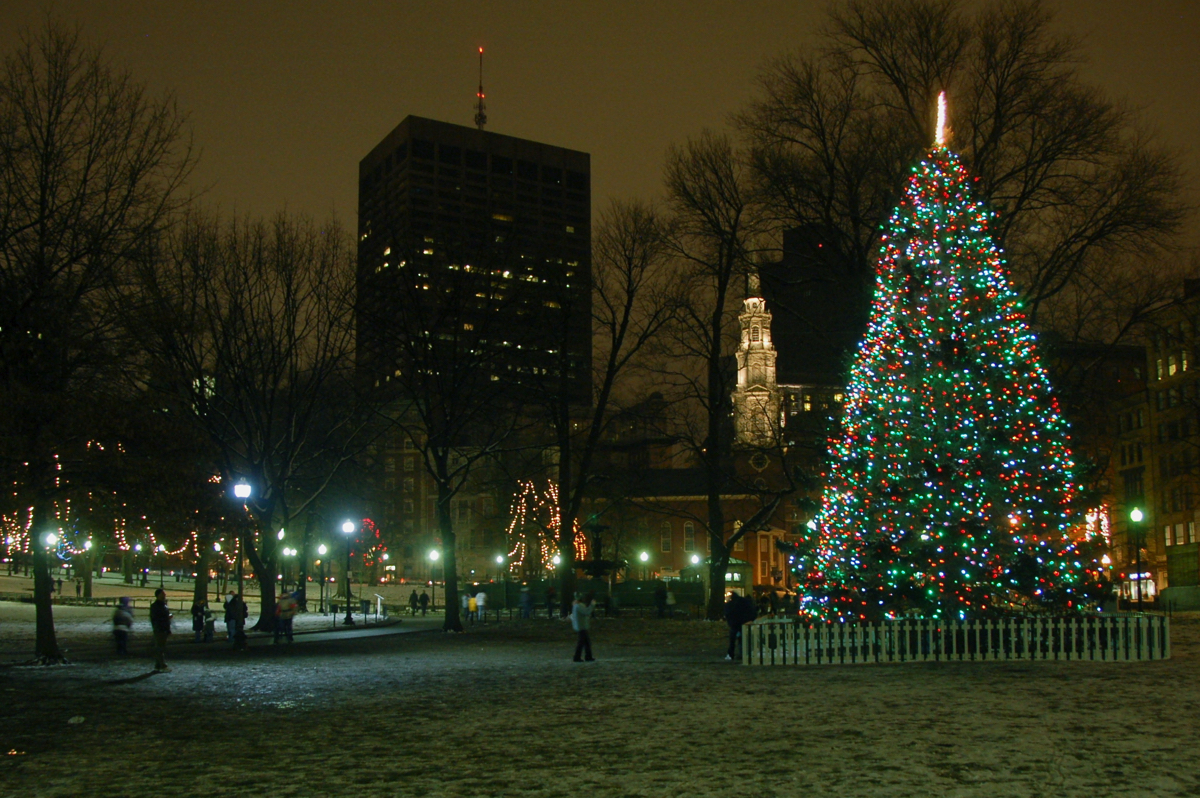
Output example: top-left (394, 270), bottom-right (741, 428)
top-left (571, 593), bottom-right (596, 662)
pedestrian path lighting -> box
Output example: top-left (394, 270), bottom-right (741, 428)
top-left (43, 532), bottom-right (58, 547)
top-left (428, 549), bottom-right (441, 607)
top-left (317, 543), bottom-right (328, 613)
top-left (690, 554), bottom-right (701, 565)
top-left (1128, 507), bottom-right (1146, 612)
top-left (231, 481), bottom-right (251, 629)
top-left (639, 550), bottom-right (649, 581)
top-left (342, 521), bottom-right (356, 625)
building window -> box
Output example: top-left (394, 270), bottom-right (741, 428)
top-left (684, 522), bottom-right (696, 552)
top-left (404, 458), bottom-right (414, 471)
top-left (403, 438), bottom-right (416, 451)
top-left (660, 522), bottom-right (672, 553)
top-left (751, 326), bottom-right (761, 342)
top-left (403, 499), bottom-right (414, 515)
top-left (403, 478), bottom-right (414, 493)
top-left (385, 458), bottom-right (396, 473)
top-left (734, 537), bottom-right (745, 552)
top-left (1183, 350), bottom-right (1190, 372)
top-left (1165, 525), bottom-right (1173, 547)
top-left (1157, 358), bottom-right (1164, 380)
top-left (1176, 523), bottom-right (1186, 545)
top-left (1169, 355), bottom-right (1178, 376)
top-left (1190, 521), bottom-right (1197, 544)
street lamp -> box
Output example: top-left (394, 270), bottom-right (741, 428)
top-left (230, 481), bottom-right (251, 648)
top-left (342, 520), bottom-right (356, 625)
top-left (496, 555), bottom-right (507, 610)
top-left (317, 544), bottom-right (328, 613)
top-left (429, 549), bottom-right (440, 609)
top-left (1129, 507), bottom-right (1146, 613)
top-left (157, 544), bottom-right (166, 589)
top-left (639, 550), bottom-right (649, 581)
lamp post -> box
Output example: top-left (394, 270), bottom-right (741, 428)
top-left (157, 544), bottom-right (166, 589)
top-left (317, 544), bottom-right (328, 614)
top-left (496, 555), bottom-right (506, 610)
top-left (342, 520), bottom-right (356, 625)
top-left (1129, 507), bottom-right (1146, 613)
top-left (639, 550), bottom-right (650, 581)
top-left (232, 481), bottom-right (251, 647)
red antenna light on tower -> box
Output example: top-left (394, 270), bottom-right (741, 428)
top-left (474, 47), bottom-right (487, 130)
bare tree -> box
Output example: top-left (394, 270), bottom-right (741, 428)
top-left (737, 0), bottom-right (1189, 341)
top-left (134, 211), bottom-right (362, 627)
top-left (0, 19), bottom-right (194, 661)
top-left (525, 199), bottom-right (677, 614)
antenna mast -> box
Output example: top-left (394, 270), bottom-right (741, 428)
top-left (474, 47), bottom-right (487, 130)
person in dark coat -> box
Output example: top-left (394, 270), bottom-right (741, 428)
top-left (191, 600), bottom-right (207, 643)
top-left (654, 584), bottom-right (667, 618)
top-left (545, 585), bottom-right (556, 618)
top-left (150, 589), bottom-right (173, 671)
top-left (724, 590), bottom-right (757, 661)
top-left (418, 590), bottom-right (430, 616)
top-left (409, 590), bottom-right (420, 616)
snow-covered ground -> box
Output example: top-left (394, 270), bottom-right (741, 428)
top-left (1, 606), bottom-right (1196, 797)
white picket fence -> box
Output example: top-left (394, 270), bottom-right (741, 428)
top-left (742, 614), bottom-right (1170, 666)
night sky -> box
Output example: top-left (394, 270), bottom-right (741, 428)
top-left (1, 1), bottom-right (1196, 247)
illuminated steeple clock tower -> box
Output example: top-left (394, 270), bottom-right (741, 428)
top-left (733, 272), bottom-right (783, 446)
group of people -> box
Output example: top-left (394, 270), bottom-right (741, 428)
top-left (110, 588), bottom-right (256, 670)
top-left (110, 585), bottom-right (755, 668)
top-left (406, 589), bottom-right (431, 616)
top-left (460, 588), bottom-right (489, 622)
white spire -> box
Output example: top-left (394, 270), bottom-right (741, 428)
top-left (935, 91), bottom-right (947, 146)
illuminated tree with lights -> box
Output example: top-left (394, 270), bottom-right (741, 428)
top-left (804, 98), bottom-right (1105, 621)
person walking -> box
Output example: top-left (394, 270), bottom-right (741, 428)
top-left (724, 590), bottom-right (757, 662)
top-left (112, 597), bottom-right (134, 655)
top-left (571, 592), bottom-right (596, 662)
top-left (545, 586), bottom-right (556, 619)
top-left (191, 599), bottom-right (207, 643)
top-left (475, 589), bottom-right (487, 623)
top-left (409, 589), bottom-right (419, 616)
top-left (654, 583), bottom-right (667, 618)
top-left (274, 590), bottom-right (298, 644)
top-left (461, 591), bottom-right (471, 621)
top-left (666, 588), bottom-right (677, 618)
top-left (467, 593), bottom-right (478, 624)
top-left (150, 589), bottom-right (173, 672)
top-left (418, 590), bottom-right (430, 616)
top-left (519, 586), bottom-right (533, 619)
top-left (74, 579), bottom-right (81, 598)
top-left (223, 591), bottom-right (238, 641)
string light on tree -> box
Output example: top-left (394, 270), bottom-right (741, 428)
top-left (800, 93), bottom-right (1105, 621)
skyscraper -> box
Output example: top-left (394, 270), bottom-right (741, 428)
top-left (357, 116), bottom-right (592, 403)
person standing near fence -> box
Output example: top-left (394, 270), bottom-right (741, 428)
top-left (409, 590), bottom-right (419, 616)
top-left (419, 590), bottom-right (429, 616)
top-left (467, 593), bottom-right (477, 624)
top-left (150, 589), bottom-right (173, 672)
top-left (545, 586), bottom-right (556, 618)
top-left (724, 590), bottom-right (756, 662)
top-left (112, 597), bottom-right (133, 655)
top-left (475, 589), bottom-right (487, 623)
top-left (571, 592), bottom-right (596, 662)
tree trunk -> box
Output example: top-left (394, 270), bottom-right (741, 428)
top-left (438, 482), bottom-right (463, 632)
top-left (31, 497), bottom-right (63, 663)
top-left (81, 553), bottom-right (94, 599)
top-left (246, 540), bottom-right (277, 631)
top-left (704, 485), bottom-right (728, 620)
top-left (193, 547), bottom-right (212, 605)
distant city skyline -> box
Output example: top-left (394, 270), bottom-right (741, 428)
top-left (0, 1), bottom-right (1196, 248)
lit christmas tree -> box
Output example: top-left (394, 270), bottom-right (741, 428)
top-left (803, 96), bottom-right (1105, 621)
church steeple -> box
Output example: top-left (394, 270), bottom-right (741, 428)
top-left (733, 271), bottom-right (782, 445)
